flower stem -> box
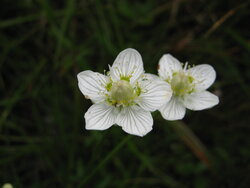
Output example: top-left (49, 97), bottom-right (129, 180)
top-left (78, 135), bottom-right (132, 187)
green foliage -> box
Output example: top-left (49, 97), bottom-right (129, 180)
top-left (1, 0), bottom-right (250, 187)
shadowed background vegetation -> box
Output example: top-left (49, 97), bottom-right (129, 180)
top-left (1, 0), bottom-right (250, 187)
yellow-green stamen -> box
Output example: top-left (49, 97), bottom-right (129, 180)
top-left (170, 72), bottom-right (195, 96)
top-left (107, 80), bottom-right (139, 106)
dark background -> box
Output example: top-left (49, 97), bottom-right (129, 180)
top-left (1, 0), bottom-right (250, 187)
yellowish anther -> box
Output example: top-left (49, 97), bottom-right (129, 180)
top-left (110, 80), bottom-right (136, 105)
top-left (171, 72), bottom-right (194, 96)
top-left (120, 75), bottom-right (131, 82)
top-left (105, 82), bottom-right (112, 91)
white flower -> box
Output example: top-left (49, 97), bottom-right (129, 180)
top-left (77, 48), bottom-right (172, 136)
top-left (157, 54), bottom-right (219, 120)
top-left (2, 183), bottom-right (13, 188)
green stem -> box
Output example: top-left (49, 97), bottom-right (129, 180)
top-left (78, 135), bottom-right (131, 187)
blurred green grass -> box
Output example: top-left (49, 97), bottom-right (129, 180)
top-left (1, 0), bottom-right (250, 187)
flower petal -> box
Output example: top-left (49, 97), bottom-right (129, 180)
top-left (84, 103), bottom-right (117, 130)
top-left (158, 54), bottom-right (182, 80)
top-left (116, 105), bottom-right (153, 137)
top-left (188, 64), bottom-right (216, 91)
top-left (137, 78), bottom-right (172, 111)
top-left (159, 97), bottom-right (186, 120)
top-left (143, 73), bottom-right (161, 80)
top-left (110, 48), bottom-right (144, 84)
top-left (183, 91), bottom-right (219, 111)
top-left (77, 70), bottom-right (108, 103)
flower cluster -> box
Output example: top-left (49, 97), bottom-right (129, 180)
top-left (77, 48), bottom-right (219, 136)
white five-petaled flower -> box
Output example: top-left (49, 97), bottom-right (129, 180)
top-left (77, 48), bottom-right (172, 136)
top-left (157, 54), bottom-right (219, 120)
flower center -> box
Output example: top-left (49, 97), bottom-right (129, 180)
top-left (170, 72), bottom-right (194, 96)
top-left (109, 80), bottom-right (137, 106)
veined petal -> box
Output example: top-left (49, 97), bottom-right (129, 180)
top-left (158, 54), bottom-right (182, 80)
top-left (143, 73), bottom-right (161, 80)
top-left (159, 97), bottom-right (186, 120)
top-left (183, 91), bottom-right (219, 111)
top-left (84, 103), bottom-right (117, 130)
top-left (110, 48), bottom-right (144, 84)
top-left (77, 70), bottom-right (108, 103)
top-left (137, 79), bottom-right (172, 111)
top-left (188, 64), bottom-right (216, 91)
top-left (116, 105), bottom-right (153, 137)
